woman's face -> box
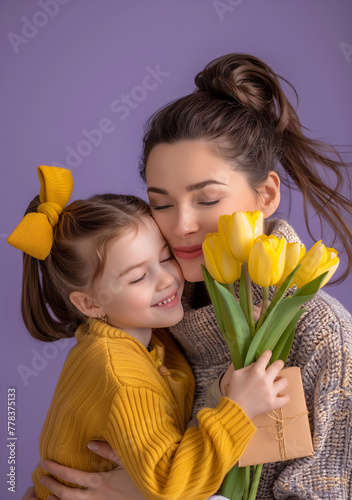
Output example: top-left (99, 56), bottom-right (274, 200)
top-left (146, 140), bottom-right (280, 282)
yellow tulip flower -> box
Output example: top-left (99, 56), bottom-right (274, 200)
top-left (218, 211), bottom-right (264, 263)
top-left (248, 235), bottom-right (287, 288)
top-left (202, 232), bottom-right (242, 284)
top-left (294, 241), bottom-right (339, 289)
top-left (275, 242), bottom-right (306, 288)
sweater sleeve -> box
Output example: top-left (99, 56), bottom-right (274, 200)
top-left (103, 386), bottom-right (256, 500)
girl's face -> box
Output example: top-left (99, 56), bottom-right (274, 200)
top-left (94, 218), bottom-right (184, 344)
top-left (146, 140), bottom-right (280, 282)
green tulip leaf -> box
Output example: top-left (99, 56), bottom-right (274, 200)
top-left (202, 267), bottom-right (245, 369)
top-left (266, 309), bottom-right (305, 363)
top-left (202, 266), bottom-right (226, 333)
top-left (292, 271), bottom-right (328, 298)
top-left (214, 280), bottom-right (251, 366)
top-left (245, 291), bottom-right (316, 365)
top-left (221, 464), bottom-right (247, 498)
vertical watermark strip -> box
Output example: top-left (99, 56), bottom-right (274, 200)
top-left (7, 388), bottom-right (16, 493)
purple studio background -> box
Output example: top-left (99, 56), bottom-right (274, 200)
top-left (1, 1), bottom-right (351, 497)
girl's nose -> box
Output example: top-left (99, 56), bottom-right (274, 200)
top-left (156, 267), bottom-right (175, 291)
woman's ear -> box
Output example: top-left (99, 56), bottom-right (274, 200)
top-left (259, 171), bottom-right (281, 218)
top-left (70, 291), bottom-right (101, 319)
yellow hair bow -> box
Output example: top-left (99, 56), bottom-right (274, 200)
top-left (8, 166), bottom-right (73, 260)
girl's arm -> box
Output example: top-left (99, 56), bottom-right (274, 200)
top-left (99, 351), bottom-right (286, 500)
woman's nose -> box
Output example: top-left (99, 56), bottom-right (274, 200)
top-left (173, 207), bottom-right (199, 238)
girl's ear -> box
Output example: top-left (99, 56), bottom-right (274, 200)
top-left (258, 171), bottom-right (281, 218)
top-left (70, 291), bottom-right (101, 319)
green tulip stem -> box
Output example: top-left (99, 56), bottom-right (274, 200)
top-left (226, 282), bottom-right (235, 297)
top-left (243, 467), bottom-right (250, 500)
top-left (256, 287), bottom-right (269, 330)
top-left (243, 263), bottom-right (255, 338)
top-left (248, 463), bottom-right (263, 500)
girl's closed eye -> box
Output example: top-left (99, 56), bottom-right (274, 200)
top-left (129, 273), bottom-right (147, 285)
top-left (161, 255), bottom-right (174, 262)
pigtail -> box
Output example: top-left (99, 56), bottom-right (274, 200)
top-left (20, 196), bottom-right (80, 341)
top-left (21, 253), bottom-right (76, 341)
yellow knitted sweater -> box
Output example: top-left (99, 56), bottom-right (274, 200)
top-left (32, 319), bottom-right (256, 500)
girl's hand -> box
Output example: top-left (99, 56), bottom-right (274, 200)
top-left (39, 442), bottom-right (147, 500)
top-left (227, 350), bottom-right (289, 420)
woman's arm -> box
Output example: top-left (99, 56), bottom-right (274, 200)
top-left (22, 442), bottom-right (147, 500)
top-left (26, 445), bottom-right (229, 500)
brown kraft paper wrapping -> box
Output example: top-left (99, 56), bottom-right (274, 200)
top-left (238, 366), bottom-right (314, 467)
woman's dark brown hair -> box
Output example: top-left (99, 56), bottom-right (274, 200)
top-left (22, 193), bottom-right (150, 342)
top-left (140, 53), bottom-right (352, 283)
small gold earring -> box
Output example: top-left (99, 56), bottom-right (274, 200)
top-left (98, 312), bottom-right (107, 323)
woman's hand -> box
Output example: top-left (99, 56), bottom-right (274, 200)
top-left (22, 486), bottom-right (37, 500)
top-left (33, 442), bottom-right (146, 500)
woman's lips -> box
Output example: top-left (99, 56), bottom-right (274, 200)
top-left (173, 245), bottom-right (203, 260)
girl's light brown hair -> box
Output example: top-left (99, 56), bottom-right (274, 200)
top-left (22, 193), bottom-right (150, 342)
top-left (140, 53), bottom-right (352, 283)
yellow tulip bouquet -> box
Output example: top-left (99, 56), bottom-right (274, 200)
top-left (202, 211), bottom-right (339, 500)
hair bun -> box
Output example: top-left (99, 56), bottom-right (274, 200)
top-left (195, 53), bottom-right (290, 129)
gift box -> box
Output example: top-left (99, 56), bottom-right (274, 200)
top-left (238, 366), bottom-right (314, 467)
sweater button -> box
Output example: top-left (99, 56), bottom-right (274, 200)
top-left (158, 365), bottom-right (170, 376)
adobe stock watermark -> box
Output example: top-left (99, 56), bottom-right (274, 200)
top-left (340, 42), bottom-right (352, 64)
top-left (7, 0), bottom-right (72, 55)
top-left (213, 0), bottom-right (244, 22)
top-left (51, 64), bottom-right (170, 170)
top-left (17, 338), bottom-right (71, 386)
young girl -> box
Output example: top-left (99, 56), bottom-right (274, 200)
top-left (10, 165), bottom-right (289, 500)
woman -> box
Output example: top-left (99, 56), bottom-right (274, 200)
top-left (24, 53), bottom-right (352, 500)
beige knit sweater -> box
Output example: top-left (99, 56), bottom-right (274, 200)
top-left (169, 220), bottom-right (352, 500)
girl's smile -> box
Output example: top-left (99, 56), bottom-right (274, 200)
top-left (93, 217), bottom-right (184, 346)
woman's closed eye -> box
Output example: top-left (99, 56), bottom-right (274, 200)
top-left (199, 200), bottom-right (220, 206)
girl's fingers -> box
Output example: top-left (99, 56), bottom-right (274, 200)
top-left (276, 394), bottom-right (290, 407)
top-left (273, 376), bottom-right (289, 395)
top-left (265, 358), bottom-right (284, 379)
top-left (254, 350), bottom-right (272, 370)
